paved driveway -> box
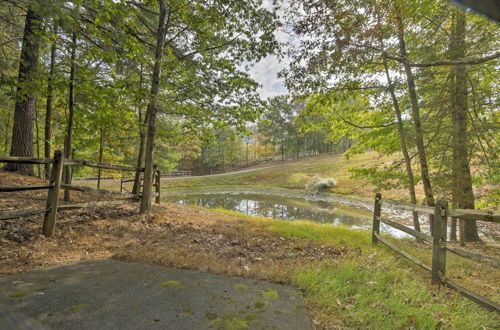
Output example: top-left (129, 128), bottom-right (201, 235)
top-left (0, 259), bottom-right (313, 330)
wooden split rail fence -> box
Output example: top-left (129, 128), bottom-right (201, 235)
top-left (371, 193), bottom-right (500, 312)
top-left (1, 150), bottom-right (161, 237)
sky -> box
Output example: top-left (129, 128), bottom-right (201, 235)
top-left (248, 0), bottom-right (292, 100)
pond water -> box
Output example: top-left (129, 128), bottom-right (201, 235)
top-left (163, 193), bottom-right (409, 239)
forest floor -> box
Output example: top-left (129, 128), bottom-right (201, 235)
top-left (1, 170), bottom-right (499, 329)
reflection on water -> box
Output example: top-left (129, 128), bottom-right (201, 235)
top-left (164, 193), bottom-right (409, 239)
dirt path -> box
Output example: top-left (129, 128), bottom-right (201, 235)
top-left (0, 259), bottom-right (313, 330)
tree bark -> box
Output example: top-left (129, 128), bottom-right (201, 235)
top-left (382, 57), bottom-right (421, 233)
top-left (450, 10), bottom-right (480, 242)
top-left (44, 22), bottom-right (57, 179)
top-left (132, 109), bottom-right (147, 194)
top-left (140, 0), bottom-right (168, 214)
top-left (34, 103), bottom-right (41, 177)
top-left (395, 14), bottom-right (436, 235)
top-left (63, 30), bottom-right (77, 202)
top-left (97, 128), bottom-right (104, 189)
top-left (133, 66), bottom-right (146, 194)
top-left (5, 8), bottom-right (42, 175)
top-left (4, 112), bottom-right (10, 154)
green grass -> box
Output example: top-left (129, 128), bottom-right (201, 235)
top-left (294, 262), bottom-right (495, 329)
top-left (203, 208), bottom-right (499, 329)
top-left (161, 152), bottom-right (404, 201)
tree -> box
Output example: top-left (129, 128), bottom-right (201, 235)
top-left (44, 21), bottom-right (57, 179)
top-left (133, 0), bottom-right (278, 214)
top-left (5, 6), bottom-right (42, 174)
top-left (449, 9), bottom-right (480, 242)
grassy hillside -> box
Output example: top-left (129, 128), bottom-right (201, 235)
top-left (163, 151), bottom-right (423, 202)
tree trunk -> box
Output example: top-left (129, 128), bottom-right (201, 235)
top-left (34, 103), bottom-right (41, 177)
top-left (140, 0), bottom-right (168, 215)
top-left (449, 11), bottom-right (459, 241)
top-left (4, 113), bottom-right (10, 154)
top-left (281, 136), bottom-right (284, 160)
top-left (132, 109), bottom-right (147, 194)
top-left (44, 22), bottom-right (57, 179)
top-left (97, 128), bottom-right (104, 189)
top-left (132, 65), bottom-right (146, 194)
top-left (63, 30), bottom-right (77, 202)
top-left (382, 57), bottom-right (421, 233)
top-left (395, 14), bottom-right (436, 235)
top-left (5, 8), bottom-right (42, 175)
top-left (450, 10), bottom-right (480, 242)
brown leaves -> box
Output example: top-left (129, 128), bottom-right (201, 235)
top-left (1, 170), bottom-right (346, 277)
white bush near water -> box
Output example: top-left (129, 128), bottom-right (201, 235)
top-left (305, 176), bottom-right (337, 194)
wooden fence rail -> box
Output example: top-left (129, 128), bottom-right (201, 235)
top-left (1, 151), bottom-right (160, 237)
top-left (372, 193), bottom-right (500, 312)
top-left (0, 156), bottom-right (54, 165)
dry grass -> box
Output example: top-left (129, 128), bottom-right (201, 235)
top-left (0, 171), bottom-right (344, 277)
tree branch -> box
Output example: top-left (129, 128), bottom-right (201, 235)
top-left (384, 51), bottom-right (500, 67)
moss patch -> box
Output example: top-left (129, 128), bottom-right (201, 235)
top-left (234, 283), bottom-right (249, 291)
top-left (209, 314), bottom-right (251, 330)
top-left (159, 280), bottom-right (184, 289)
top-left (180, 309), bottom-right (194, 316)
top-left (68, 304), bottom-right (88, 312)
top-left (8, 292), bottom-right (27, 298)
top-left (254, 301), bottom-right (266, 309)
top-left (244, 313), bottom-right (258, 322)
top-left (262, 289), bottom-right (279, 300)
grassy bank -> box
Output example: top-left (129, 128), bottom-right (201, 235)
top-left (218, 210), bottom-right (499, 328)
top-left (161, 152), bottom-right (420, 202)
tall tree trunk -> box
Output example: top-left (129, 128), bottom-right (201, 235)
top-left (395, 14), bottom-right (436, 235)
top-left (5, 8), bottom-right (42, 175)
top-left (449, 11), bottom-right (459, 241)
top-left (4, 113), bottom-right (10, 154)
top-left (133, 107), bottom-right (147, 194)
top-left (44, 22), bottom-right (57, 179)
top-left (97, 128), bottom-right (104, 189)
top-left (133, 65), bottom-right (146, 194)
top-left (281, 136), bottom-right (284, 160)
top-left (140, 0), bottom-right (168, 214)
top-left (450, 10), bottom-right (480, 242)
top-left (34, 103), bottom-right (41, 177)
top-left (63, 30), bottom-right (77, 202)
top-left (382, 57), bottom-right (421, 233)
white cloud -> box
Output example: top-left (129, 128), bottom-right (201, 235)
top-left (249, 54), bottom-right (288, 99)
top-left (247, 0), bottom-right (293, 100)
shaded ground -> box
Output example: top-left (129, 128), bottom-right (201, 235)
top-left (0, 170), bottom-right (344, 279)
top-left (0, 259), bottom-right (313, 330)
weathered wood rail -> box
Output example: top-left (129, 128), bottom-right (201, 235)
top-left (372, 193), bottom-right (500, 312)
top-left (1, 151), bottom-right (160, 237)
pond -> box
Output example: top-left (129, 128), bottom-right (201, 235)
top-left (163, 193), bottom-right (410, 239)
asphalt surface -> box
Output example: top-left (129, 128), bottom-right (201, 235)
top-left (0, 259), bottom-right (313, 330)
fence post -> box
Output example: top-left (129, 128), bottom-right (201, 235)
top-left (43, 150), bottom-right (64, 237)
top-left (372, 193), bottom-right (382, 245)
top-left (155, 168), bottom-right (161, 204)
top-left (120, 176), bottom-right (123, 193)
top-left (432, 199), bottom-right (448, 285)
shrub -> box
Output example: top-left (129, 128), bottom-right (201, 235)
top-left (305, 176), bottom-right (337, 193)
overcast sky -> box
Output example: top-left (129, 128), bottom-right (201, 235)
top-left (248, 1), bottom-right (291, 100)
